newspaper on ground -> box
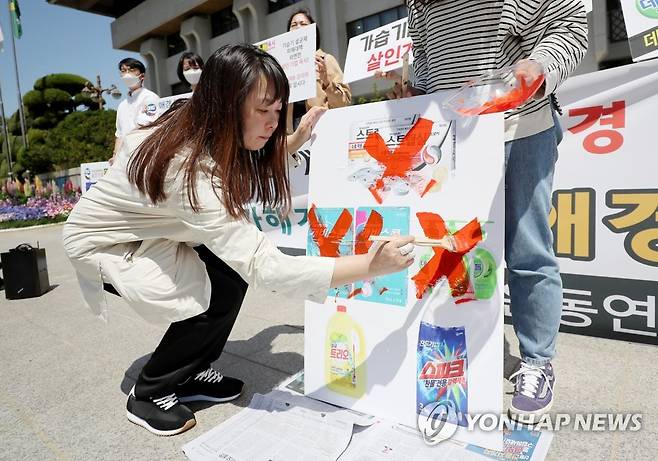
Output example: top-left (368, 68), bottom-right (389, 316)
top-left (184, 372), bottom-right (553, 461)
top-left (182, 389), bottom-right (363, 461)
top-left (283, 371), bottom-right (554, 461)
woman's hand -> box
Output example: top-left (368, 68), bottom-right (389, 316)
top-left (374, 70), bottom-right (424, 99)
top-left (330, 236), bottom-right (416, 288)
top-left (297, 106), bottom-right (327, 141)
top-left (286, 106), bottom-right (327, 153)
top-left (514, 59), bottom-right (546, 99)
top-left (368, 236), bottom-right (416, 277)
top-left (316, 55), bottom-right (330, 88)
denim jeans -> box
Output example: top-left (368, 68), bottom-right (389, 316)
top-left (505, 124), bottom-right (563, 366)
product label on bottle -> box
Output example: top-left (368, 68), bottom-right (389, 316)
top-left (329, 334), bottom-right (354, 381)
top-left (470, 248), bottom-right (497, 300)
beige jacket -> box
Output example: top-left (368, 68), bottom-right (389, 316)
top-left (286, 49), bottom-right (351, 134)
top-left (62, 128), bottom-right (334, 325)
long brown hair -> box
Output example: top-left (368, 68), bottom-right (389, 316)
top-left (128, 44), bottom-right (291, 220)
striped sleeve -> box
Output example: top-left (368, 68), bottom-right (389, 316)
top-left (526, 0), bottom-right (589, 95)
top-left (407, 2), bottom-right (428, 93)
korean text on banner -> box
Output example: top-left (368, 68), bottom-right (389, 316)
top-left (344, 17), bottom-right (413, 83)
top-left (547, 58), bottom-right (658, 345)
top-left (255, 25), bottom-right (317, 104)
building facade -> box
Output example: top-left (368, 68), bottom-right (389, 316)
top-left (49, 0), bottom-right (632, 99)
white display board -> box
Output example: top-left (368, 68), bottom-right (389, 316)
top-left (304, 94), bottom-right (505, 451)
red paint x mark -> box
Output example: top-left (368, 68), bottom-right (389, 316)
top-left (364, 118), bottom-right (433, 203)
top-left (347, 288), bottom-right (363, 298)
top-left (355, 210), bottom-right (383, 255)
top-left (308, 204), bottom-right (353, 257)
top-left (411, 213), bottom-right (483, 299)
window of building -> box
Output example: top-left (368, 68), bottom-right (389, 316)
top-left (346, 5), bottom-right (407, 40)
top-left (607, 0), bottom-right (628, 43)
top-left (268, 0), bottom-right (304, 15)
top-left (211, 7), bottom-right (239, 37)
top-left (166, 33), bottom-right (186, 57)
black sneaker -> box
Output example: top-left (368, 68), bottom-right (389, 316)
top-left (178, 367), bottom-right (244, 403)
top-left (126, 388), bottom-right (196, 436)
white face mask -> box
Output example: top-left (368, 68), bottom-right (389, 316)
top-left (183, 68), bottom-right (202, 85)
top-left (121, 73), bottom-right (141, 89)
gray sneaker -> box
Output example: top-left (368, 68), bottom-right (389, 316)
top-left (508, 361), bottom-right (555, 422)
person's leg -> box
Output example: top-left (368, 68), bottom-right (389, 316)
top-left (127, 245), bottom-right (247, 435)
top-left (134, 245), bottom-right (248, 399)
top-left (504, 126), bottom-right (562, 418)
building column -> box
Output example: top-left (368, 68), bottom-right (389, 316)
top-left (180, 15), bottom-right (212, 60)
top-left (233, 0), bottom-right (267, 43)
top-left (140, 37), bottom-right (169, 96)
top-left (318, 0), bottom-right (346, 62)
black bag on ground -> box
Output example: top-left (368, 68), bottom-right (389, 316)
top-left (0, 243), bottom-right (50, 300)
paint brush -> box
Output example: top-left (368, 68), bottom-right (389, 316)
top-left (369, 235), bottom-right (457, 251)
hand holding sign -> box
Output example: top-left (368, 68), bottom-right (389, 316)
top-left (316, 54), bottom-right (330, 88)
top-left (374, 53), bottom-right (425, 99)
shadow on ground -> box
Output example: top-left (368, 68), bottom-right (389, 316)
top-left (120, 324), bottom-right (304, 411)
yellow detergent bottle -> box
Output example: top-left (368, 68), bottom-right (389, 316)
top-left (325, 305), bottom-right (366, 398)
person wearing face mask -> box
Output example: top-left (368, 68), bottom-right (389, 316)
top-left (177, 52), bottom-right (204, 92)
top-left (62, 44), bottom-right (414, 437)
top-left (285, 8), bottom-right (351, 154)
top-left (113, 58), bottom-right (160, 162)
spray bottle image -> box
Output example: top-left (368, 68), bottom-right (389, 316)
top-left (325, 305), bottom-right (366, 398)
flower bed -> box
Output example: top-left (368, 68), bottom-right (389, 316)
top-left (0, 178), bottom-right (81, 229)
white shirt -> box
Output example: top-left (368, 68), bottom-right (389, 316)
top-left (115, 86), bottom-right (160, 138)
top-left (62, 128), bottom-right (335, 325)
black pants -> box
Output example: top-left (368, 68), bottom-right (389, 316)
top-left (107, 245), bottom-right (248, 399)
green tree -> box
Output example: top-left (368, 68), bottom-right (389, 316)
top-left (16, 129), bottom-right (51, 173)
top-left (9, 73), bottom-right (96, 136)
top-left (19, 110), bottom-right (116, 172)
top-left (49, 110), bottom-right (116, 169)
top-left (10, 73), bottom-right (115, 174)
